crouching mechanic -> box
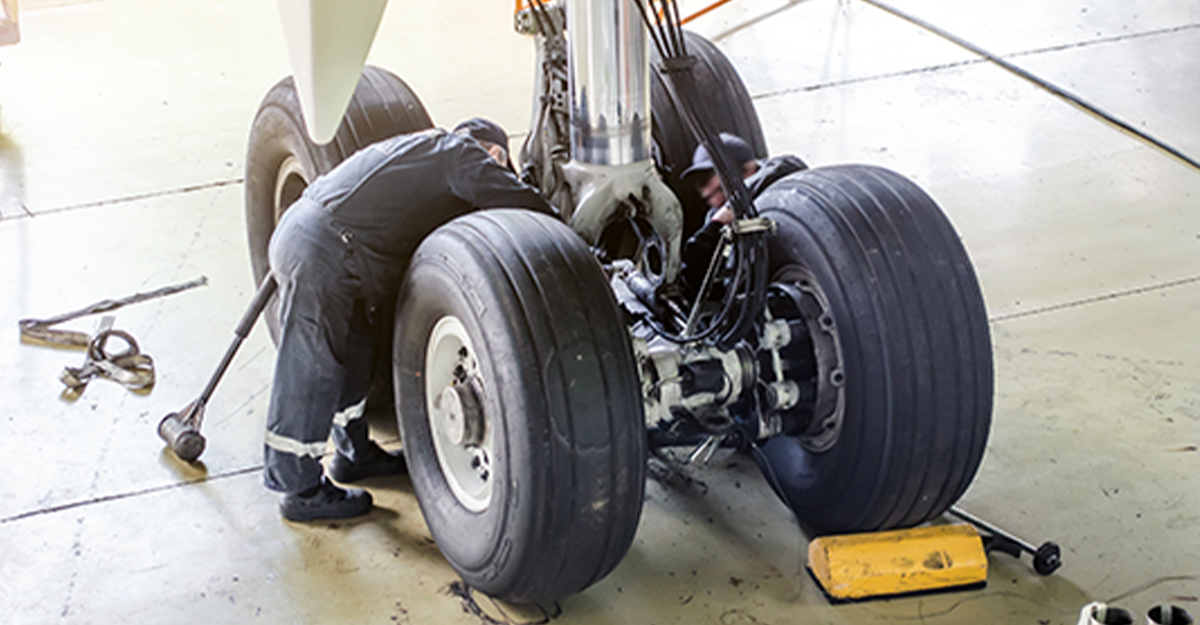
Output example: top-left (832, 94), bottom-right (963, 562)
top-left (265, 118), bottom-right (556, 522)
top-left (680, 133), bottom-right (808, 291)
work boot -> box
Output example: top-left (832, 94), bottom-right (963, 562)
top-left (279, 477), bottom-right (373, 522)
top-left (328, 441), bottom-right (406, 484)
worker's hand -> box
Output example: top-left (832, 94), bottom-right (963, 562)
top-left (711, 205), bottom-right (734, 225)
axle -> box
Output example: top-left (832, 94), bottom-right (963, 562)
top-left (621, 267), bottom-right (827, 448)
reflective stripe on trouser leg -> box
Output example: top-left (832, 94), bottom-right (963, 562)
top-left (331, 399), bottom-right (372, 462)
top-left (330, 290), bottom-right (379, 463)
top-left (263, 201), bottom-right (369, 493)
top-left (333, 399), bottom-right (366, 428)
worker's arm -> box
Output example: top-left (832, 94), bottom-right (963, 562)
top-left (447, 138), bottom-right (559, 217)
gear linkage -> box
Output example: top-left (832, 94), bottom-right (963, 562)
top-left (516, 0), bottom-right (574, 216)
top-left (518, 1), bottom-right (803, 457)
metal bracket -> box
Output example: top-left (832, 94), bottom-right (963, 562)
top-left (562, 159), bottom-right (684, 283)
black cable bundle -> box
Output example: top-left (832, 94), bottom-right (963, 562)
top-left (632, 0), bottom-right (769, 348)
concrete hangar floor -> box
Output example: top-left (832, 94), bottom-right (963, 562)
top-left (0, 0), bottom-right (1197, 623)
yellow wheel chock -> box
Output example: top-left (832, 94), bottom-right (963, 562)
top-left (807, 523), bottom-right (989, 601)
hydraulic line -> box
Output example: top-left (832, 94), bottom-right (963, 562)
top-left (633, 0), bottom-right (769, 348)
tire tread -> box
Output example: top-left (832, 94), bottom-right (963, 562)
top-left (756, 164), bottom-right (992, 533)
top-left (397, 210), bottom-right (644, 603)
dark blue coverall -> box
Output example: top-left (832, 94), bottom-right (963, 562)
top-left (264, 129), bottom-right (555, 494)
top-left (680, 154), bottom-right (808, 290)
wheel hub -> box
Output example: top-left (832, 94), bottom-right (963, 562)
top-left (434, 379), bottom-right (485, 446)
top-left (769, 266), bottom-right (846, 452)
top-left (425, 316), bottom-right (493, 512)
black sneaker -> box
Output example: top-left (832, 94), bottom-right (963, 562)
top-left (328, 441), bottom-right (406, 484)
top-left (279, 477), bottom-right (373, 522)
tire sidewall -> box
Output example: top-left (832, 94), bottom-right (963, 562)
top-left (762, 196), bottom-right (887, 525)
top-left (651, 30), bottom-right (767, 235)
top-left (244, 68), bottom-right (434, 343)
top-left (245, 79), bottom-right (329, 285)
top-left (755, 164), bottom-right (991, 532)
top-left (394, 238), bottom-right (537, 586)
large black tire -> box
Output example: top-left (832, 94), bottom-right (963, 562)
top-left (244, 65), bottom-right (433, 338)
top-left (651, 30), bottom-right (767, 235)
top-left (394, 210), bottom-right (646, 603)
top-left (754, 165), bottom-right (992, 534)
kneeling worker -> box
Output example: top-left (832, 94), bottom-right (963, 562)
top-left (264, 119), bottom-right (556, 522)
top-left (680, 133), bottom-right (807, 290)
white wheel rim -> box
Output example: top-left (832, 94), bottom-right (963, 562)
top-left (425, 316), bottom-right (493, 512)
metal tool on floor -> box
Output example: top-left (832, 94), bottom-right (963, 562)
top-left (1078, 602), bottom-right (1136, 625)
top-left (19, 276), bottom-right (207, 394)
top-left (158, 275), bottom-right (277, 462)
top-left (19, 276), bottom-right (208, 347)
top-left (1148, 604), bottom-right (1195, 625)
top-left (1076, 602), bottom-right (1194, 625)
top-left (59, 315), bottom-right (156, 393)
top-left (949, 506), bottom-right (1063, 575)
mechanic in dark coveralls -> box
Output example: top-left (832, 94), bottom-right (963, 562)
top-left (265, 119), bottom-right (555, 522)
top-left (680, 132), bottom-right (807, 290)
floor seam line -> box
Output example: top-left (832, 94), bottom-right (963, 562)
top-left (1006, 22), bottom-right (1200, 59)
top-left (989, 275), bottom-right (1200, 323)
top-left (751, 57), bottom-right (988, 100)
top-left (0, 465), bottom-right (261, 526)
top-left (0, 178), bottom-right (245, 223)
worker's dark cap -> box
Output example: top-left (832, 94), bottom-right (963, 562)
top-left (453, 117), bottom-right (509, 149)
top-left (681, 133), bottom-right (755, 181)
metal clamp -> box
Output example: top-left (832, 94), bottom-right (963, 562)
top-left (731, 216), bottom-right (776, 236)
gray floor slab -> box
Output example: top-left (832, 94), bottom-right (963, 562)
top-left (877, 0), bottom-right (1200, 55)
top-left (0, 0), bottom-right (288, 213)
top-left (1015, 27), bottom-right (1200, 163)
top-left (1, 0), bottom-right (1197, 623)
top-left (689, 0), bottom-right (978, 102)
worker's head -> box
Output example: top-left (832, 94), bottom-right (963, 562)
top-left (454, 117), bottom-right (512, 170)
top-left (681, 133), bottom-right (759, 209)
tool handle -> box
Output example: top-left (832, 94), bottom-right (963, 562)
top-left (949, 506), bottom-right (1037, 553)
top-left (233, 275), bottom-right (278, 338)
top-left (951, 507), bottom-right (1064, 576)
top-left (982, 535), bottom-right (1024, 559)
top-left (195, 276), bottom-right (277, 406)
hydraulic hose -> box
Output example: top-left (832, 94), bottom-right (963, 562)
top-left (633, 0), bottom-right (769, 348)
